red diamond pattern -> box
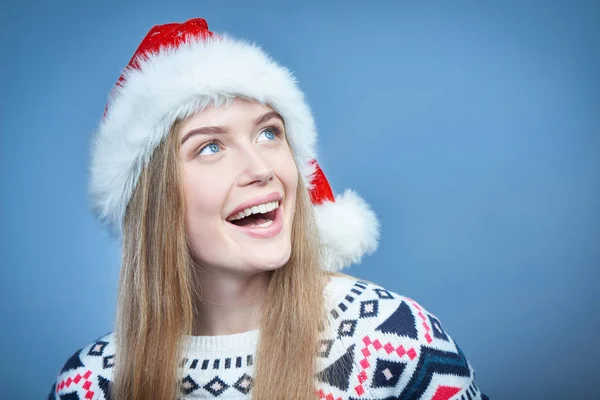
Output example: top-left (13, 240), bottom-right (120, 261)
top-left (407, 348), bottom-right (417, 360)
top-left (384, 342), bottom-right (394, 354)
top-left (411, 301), bottom-right (433, 344)
top-left (315, 389), bottom-right (342, 400)
top-left (355, 384), bottom-right (364, 395)
top-left (425, 333), bottom-right (433, 344)
top-left (396, 345), bottom-right (406, 357)
top-left (358, 371), bottom-right (368, 383)
top-left (56, 369), bottom-right (95, 400)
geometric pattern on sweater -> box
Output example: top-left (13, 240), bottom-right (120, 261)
top-left (315, 279), bottom-right (488, 400)
top-left (50, 275), bottom-right (489, 399)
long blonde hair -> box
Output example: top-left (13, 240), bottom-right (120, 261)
top-left (112, 105), bottom-right (336, 399)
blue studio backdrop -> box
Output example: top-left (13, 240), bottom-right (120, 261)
top-left (1, 1), bottom-right (599, 399)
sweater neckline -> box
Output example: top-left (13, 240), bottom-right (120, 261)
top-left (184, 275), bottom-right (351, 353)
top-left (186, 327), bottom-right (261, 353)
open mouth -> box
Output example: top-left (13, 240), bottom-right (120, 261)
top-left (227, 200), bottom-right (280, 228)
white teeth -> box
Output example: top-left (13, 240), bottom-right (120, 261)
top-left (255, 220), bottom-right (273, 228)
top-left (229, 201), bottom-right (280, 221)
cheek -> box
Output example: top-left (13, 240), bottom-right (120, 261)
top-left (274, 147), bottom-right (299, 191)
top-left (183, 168), bottom-right (232, 263)
top-left (183, 168), bottom-right (228, 230)
top-left (273, 149), bottom-right (299, 223)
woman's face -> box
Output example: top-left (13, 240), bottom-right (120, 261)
top-left (179, 99), bottom-right (298, 274)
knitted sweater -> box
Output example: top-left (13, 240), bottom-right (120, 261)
top-left (50, 275), bottom-right (488, 399)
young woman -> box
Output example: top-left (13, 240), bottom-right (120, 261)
top-left (51, 18), bottom-right (488, 400)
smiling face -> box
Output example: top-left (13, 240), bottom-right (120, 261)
top-left (179, 99), bottom-right (299, 275)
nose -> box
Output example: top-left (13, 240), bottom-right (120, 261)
top-left (236, 147), bottom-right (274, 187)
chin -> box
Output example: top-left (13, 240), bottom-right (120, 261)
top-left (243, 246), bottom-right (292, 272)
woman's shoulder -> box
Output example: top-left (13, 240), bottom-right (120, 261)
top-left (320, 273), bottom-right (488, 399)
top-left (49, 332), bottom-right (115, 400)
top-left (325, 273), bottom-right (441, 320)
top-left (324, 273), bottom-right (449, 344)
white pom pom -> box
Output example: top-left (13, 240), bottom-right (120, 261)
top-left (314, 190), bottom-right (380, 271)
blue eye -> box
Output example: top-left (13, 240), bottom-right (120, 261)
top-left (257, 128), bottom-right (278, 142)
top-left (198, 142), bottom-right (221, 156)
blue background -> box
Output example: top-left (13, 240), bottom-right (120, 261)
top-left (1, 1), bottom-right (599, 398)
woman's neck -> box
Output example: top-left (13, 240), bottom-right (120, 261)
top-left (191, 269), bottom-right (270, 336)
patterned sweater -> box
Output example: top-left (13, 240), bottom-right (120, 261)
top-left (50, 275), bottom-right (488, 399)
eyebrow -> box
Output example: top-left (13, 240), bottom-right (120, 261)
top-left (181, 125), bottom-right (227, 145)
top-left (180, 111), bottom-right (285, 145)
top-left (254, 111), bottom-right (284, 126)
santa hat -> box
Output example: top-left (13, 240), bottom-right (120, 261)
top-left (90, 18), bottom-right (379, 271)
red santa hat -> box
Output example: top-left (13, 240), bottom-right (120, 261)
top-left (90, 18), bottom-right (379, 271)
